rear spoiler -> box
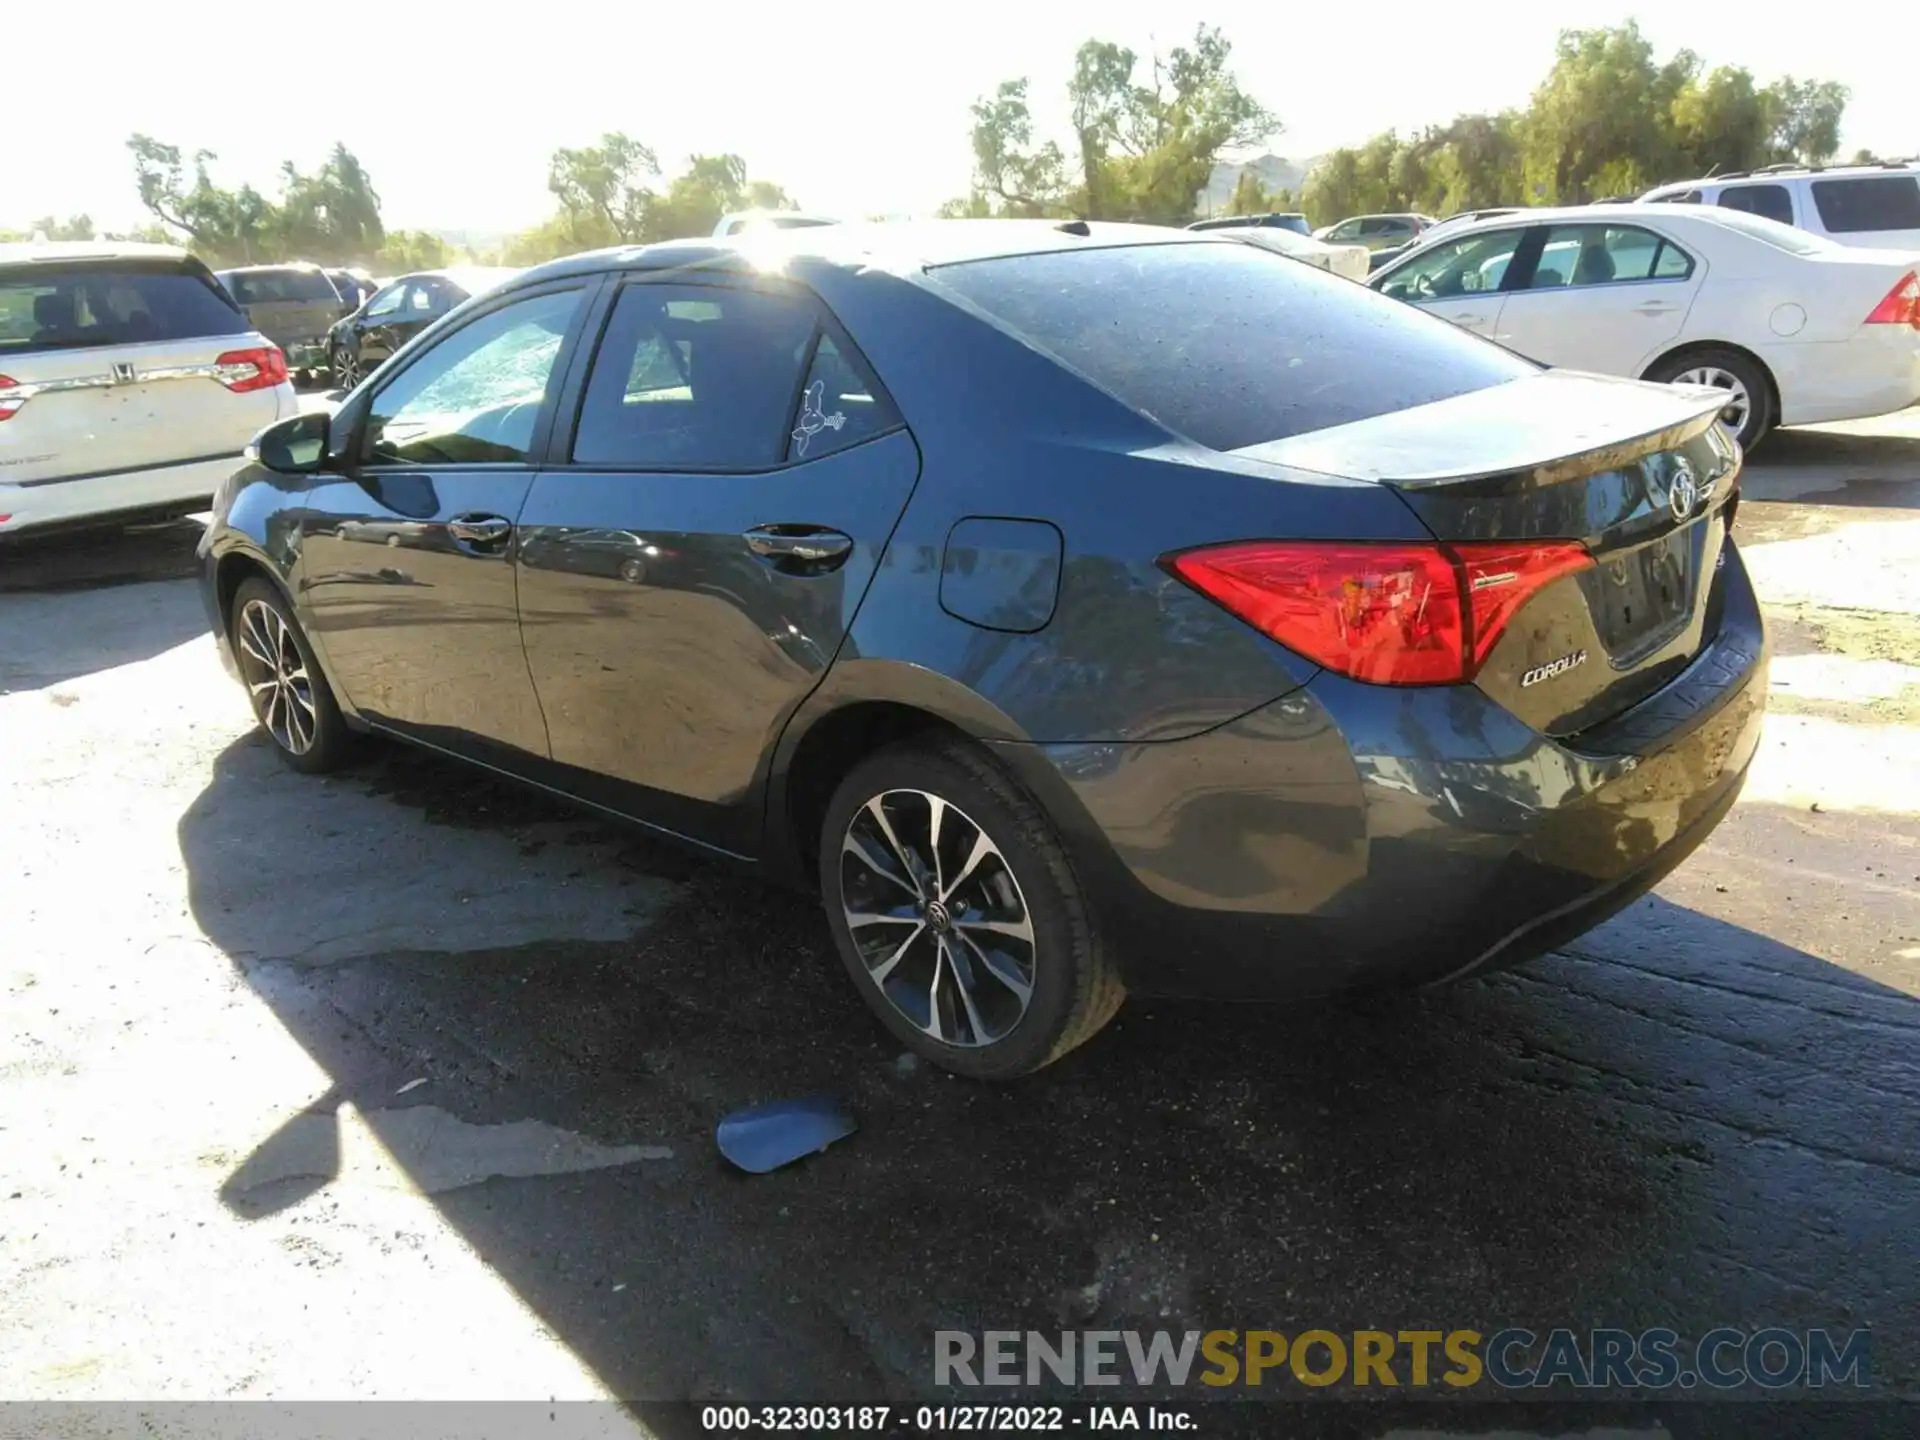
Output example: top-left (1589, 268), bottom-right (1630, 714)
top-left (1232, 370), bottom-right (1733, 490)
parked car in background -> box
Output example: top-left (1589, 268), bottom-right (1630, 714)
top-left (712, 211), bottom-right (840, 238)
top-left (1188, 213), bottom-right (1312, 236)
top-left (1642, 161), bottom-right (1920, 252)
top-left (1313, 213), bottom-right (1437, 251)
top-left (1, 241), bottom-right (294, 537)
top-left (1224, 224), bottom-right (1371, 281)
top-left (327, 267), bottom-right (520, 388)
top-left (1369, 203), bottom-right (1920, 451)
top-left (324, 268), bottom-right (375, 314)
top-left (215, 264), bottom-right (344, 385)
top-left (202, 219), bottom-right (1765, 1079)
top-left (1419, 207), bottom-right (1524, 243)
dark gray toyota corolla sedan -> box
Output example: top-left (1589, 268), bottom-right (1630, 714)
top-left (198, 219), bottom-right (1768, 1078)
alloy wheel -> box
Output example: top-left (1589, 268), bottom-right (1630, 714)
top-left (838, 788), bottom-right (1037, 1048)
top-left (336, 348), bottom-right (358, 389)
top-left (1672, 365), bottom-right (1751, 437)
top-left (236, 598), bottom-right (318, 755)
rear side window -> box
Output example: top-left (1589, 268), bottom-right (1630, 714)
top-left (572, 283), bottom-right (821, 469)
top-left (0, 262), bottom-right (248, 356)
top-left (1811, 175), bottom-right (1920, 233)
top-left (225, 269), bottom-right (340, 304)
top-left (1716, 184), bottom-right (1794, 226)
top-left (933, 241), bottom-right (1536, 452)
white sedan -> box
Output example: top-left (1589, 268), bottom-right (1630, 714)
top-left (1222, 225), bottom-right (1372, 281)
top-left (1368, 203), bottom-right (1920, 451)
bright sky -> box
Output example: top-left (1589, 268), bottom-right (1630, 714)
top-left (8, 0), bottom-right (1911, 238)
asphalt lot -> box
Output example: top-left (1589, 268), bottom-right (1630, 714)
top-left (2, 411), bottom-right (1918, 1436)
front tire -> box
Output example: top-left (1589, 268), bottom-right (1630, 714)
top-left (820, 738), bottom-right (1124, 1079)
top-left (230, 577), bottom-right (351, 774)
top-left (1647, 347), bottom-right (1774, 453)
top-left (333, 346), bottom-right (359, 390)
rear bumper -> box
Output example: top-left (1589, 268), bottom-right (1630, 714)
top-left (1768, 331), bottom-right (1920, 426)
top-left (1, 451), bottom-right (245, 536)
top-left (1002, 542), bottom-right (1769, 1000)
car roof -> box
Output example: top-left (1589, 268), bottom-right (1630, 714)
top-left (508, 219), bottom-right (1221, 289)
top-left (217, 261), bottom-right (330, 276)
top-left (0, 240), bottom-right (192, 267)
top-left (1645, 160), bottom-right (1919, 192)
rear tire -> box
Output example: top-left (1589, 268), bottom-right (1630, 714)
top-left (820, 737), bottom-right (1124, 1079)
top-left (1646, 347), bottom-right (1774, 453)
top-left (230, 577), bottom-right (352, 774)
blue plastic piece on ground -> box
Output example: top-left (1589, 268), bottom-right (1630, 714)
top-left (716, 1096), bottom-right (857, 1174)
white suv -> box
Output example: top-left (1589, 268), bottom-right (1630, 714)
top-left (0, 242), bottom-right (296, 538)
top-left (1641, 161), bottom-right (1920, 252)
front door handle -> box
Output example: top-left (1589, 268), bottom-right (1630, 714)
top-left (448, 513), bottom-right (513, 548)
top-left (743, 525), bottom-right (854, 570)
top-left (1635, 303), bottom-right (1680, 316)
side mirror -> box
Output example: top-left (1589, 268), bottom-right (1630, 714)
top-left (246, 410), bottom-right (330, 475)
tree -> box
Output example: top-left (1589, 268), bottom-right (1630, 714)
top-left (2, 215), bottom-right (97, 242)
top-left (1767, 78), bottom-right (1848, 165)
top-left (1522, 22), bottom-right (1696, 203)
top-left (278, 144), bottom-right (385, 262)
top-left (1225, 169), bottom-right (1272, 216)
top-left (953, 25), bottom-right (1276, 225)
top-left (547, 132), bottom-right (661, 247)
top-left (964, 79), bottom-right (1072, 216)
top-left (127, 135), bottom-right (391, 265)
top-left (376, 230), bottom-right (450, 272)
top-left (1297, 27), bottom-right (1849, 225)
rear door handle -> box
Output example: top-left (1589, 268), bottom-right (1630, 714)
top-left (743, 525), bottom-right (854, 570)
top-left (1635, 303), bottom-right (1680, 315)
top-left (448, 513), bottom-right (513, 548)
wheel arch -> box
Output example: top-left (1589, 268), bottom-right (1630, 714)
top-left (763, 661), bottom-right (1044, 892)
top-left (1640, 339), bottom-right (1781, 429)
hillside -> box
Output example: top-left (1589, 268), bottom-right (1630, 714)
top-left (1198, 153), bottom-right (1323, 217)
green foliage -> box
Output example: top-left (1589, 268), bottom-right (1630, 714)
top-left (1301, 22), bottom-right (1853, 224)
top-left (376, 230), bottom-right (451, 273)
top-left (955, 24), bottom-right (1277, 224)
top-left (126, 135), bottom-right (386, 265)
top-left (0, 215), bottom-right (96, 242)
top-left (1225, 169), bottom-right (1272, 216)
top-left (504, 135), bottom-right (800, 263)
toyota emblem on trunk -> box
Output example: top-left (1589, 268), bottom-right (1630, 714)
top-left (1668, 457), bottom-right (1699, 522)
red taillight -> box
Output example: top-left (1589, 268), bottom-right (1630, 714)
top-left (1865, 271), bottom-right (1920, 329)
top-left (0, 374), bottom-right (21, 421)
top-left (1164, 539), bottom-right (1593, 686)
top-left (212, 347), bottom-right (289, 393)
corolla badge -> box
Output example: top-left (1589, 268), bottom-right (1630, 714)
top-left (1521, 649), bottom-right (1588, 688)
top-left (1667, 455), bottom-right (1700, 522)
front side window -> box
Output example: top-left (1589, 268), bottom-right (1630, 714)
top-left (1327, 220), bottom-right (1362, 241)
top-left (1377, 229), bottom-right (1525, 301)
top-left (363, 283), bottom-right (405, 318)
top-left (571, 284), bottom-right (820, 469)
top-left (1810, 175), bottom-right (1920, 233)
top-left (363, 287), bottom-right (581, 466)
top-left (1717, 184), bottom-right (1794, 226)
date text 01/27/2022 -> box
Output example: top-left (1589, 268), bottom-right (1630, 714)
top-left (698, 1404), bottom-right (1196, 1431)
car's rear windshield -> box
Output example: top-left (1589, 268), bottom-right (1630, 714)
top-left (0, 261), bottom-right (250, 357)
top-left (929, 240), bottom-right (1537, 451)
top-left (1811, 175), bottom-right (1920, 233)
top-left (225, 268), bottom-right (340, 304)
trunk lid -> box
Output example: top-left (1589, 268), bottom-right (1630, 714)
top-left (1233, 370), bottom-right (1741, 736)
